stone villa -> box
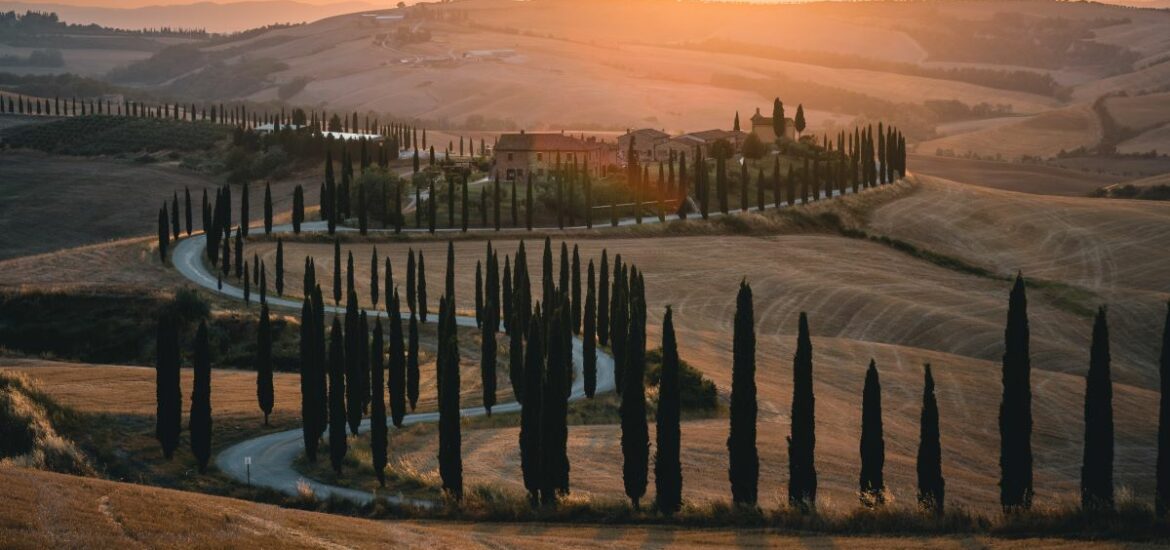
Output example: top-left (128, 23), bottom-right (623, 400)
top-left (492, 131), bottom-right (617, 182)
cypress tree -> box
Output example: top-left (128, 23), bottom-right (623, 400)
top-left (408, 311), bottom-right (420, 411)
top-left (155, 314), bottom-right (181, 460)
top-left (503, 256), bottom-right (513, 335)
top-left (599, 250), bottom-right (610, 346)
top-left (585, 171), bottom-right (593, 228)
top-left (438, 295), bottom-right (463, 499)
top-left (917, 364), bottom-right (945, 515)
top-left (371, 316), bottom-right (388, 486)
top-left (264, 182), bottom-right (273, 234)
top-left (449, 176), bottom-right (456, 228)
top-left (406, 249), bottom-right (416, 316)
top-left (241, 182), bottom-right (250, 237)
top-left (418, 252), bottom-right (428, 323)
top-left (243, 261), bottom-right (251, 304)
top-left (257, 304), bottom-right (274, 425)
top-left (332, 239), bottom-right (342, 305)
top-left (583, 260), bottom-right (597, 398)
top-left (729, 280), bottom-right (759, 506)
top-left (389, 290), bottom-right (406, 426)
top-left (475, 261), bottom-right (484, 328)
top-left (655, 305), bottom-right (682, 515)
top-left (190, 321), bottom-right (211, 472)
top-left (293, 185), bottom-right (304, 234)
top-left (328, 317), bottom-right (347, 474)
top-left (509, 295), bottom-right (525, 402)
top-left (172, 192), bottom-right (180, 239)
top-left (789, 312), bottom-right (817, 510)
top-left (185, 187), bottom-right (193, 236)
top-left (300, 295), bottom-right (320, 462)
top-left (370, 247), bottom-right (379, 311)
top-left (571, 245), bottom-right (582, 334)
top-left (859, 359), bottom-right (885, 506)
top-left (158, 206), bottom-right (169, 262)
top-left (276, 239), bottom-right (284, 296)
top-left (1082, 306), bottom-right (1114, 511)
top-left (345, 292), bottom-right (363, 435)
top-left (520, 309), bottom-right (544, 505)
top-left (1157, 302), bottom-right (1170, 516)
top-left (482, 266), bottom-right (498, 415)
top-left (541, 300), bottom-right (570, 505)
top-left (620, 273), bottom-right (648, 509)
top-left (1000, 274), bottom-right (1033, 512)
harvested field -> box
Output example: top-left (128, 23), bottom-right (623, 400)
top-left (907, 154), bottom-right (1126, 196)
top-left (918, 106), bottom-right (1103, 161)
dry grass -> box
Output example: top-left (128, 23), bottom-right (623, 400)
top-left (918, 105), bottom-right (1103, 161)
top-left (0, 372), bottom-right (91, 476)
top-left (907, 154), bottom-right (1127, 196)
top-left (0, 466), bottom-right (1163, 548)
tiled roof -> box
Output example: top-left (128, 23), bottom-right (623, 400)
top-left (496, 133), bottom-right (599, 152)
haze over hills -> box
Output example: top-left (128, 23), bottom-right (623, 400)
top-left (0, 0), bottom-right (380, 32)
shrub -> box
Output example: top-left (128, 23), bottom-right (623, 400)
top-left (645, 347), bottom-right (718, 412)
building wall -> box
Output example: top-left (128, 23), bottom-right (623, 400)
top-left (493, 149), bottom-right (610, 181)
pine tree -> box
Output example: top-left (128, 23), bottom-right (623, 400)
top-left (729, 280), bottom-right (759, 506)
top-left (371, 316), bottom-right (388, 486)
top-left (1157, 302), bottom-right (1170, 516)
top-left (1082, 306), bottom-right (1114, 511)
top-left (859, 359), bottom-right (885, 506)
top-left (789, 312), bottom-right (817, 510)
top-left (917, 364), bottom-right (945, 514)
top-left (583, 260), bottom-right (597, 398)
top-left (155, 314), bottom-right (181, 460)
top-left (1000, 274), bottom-right (1033, 512)
top-left (257, 304), bottom-right (274, 425)
top-left (190, 321), bottom-right (211, 472)
top-left (389, 290), bottom-right (406, 426)
top-left (520, 310), bottom-right (544, 505)
top-left (328, 317), bottom-right (347, 474)
top-left (655, 305), bottom-right (682, 515)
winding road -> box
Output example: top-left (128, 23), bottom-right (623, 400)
top-left (170, 175), bottom-right (882, 506)
top-left (172, 224), bottom-right (616, 507)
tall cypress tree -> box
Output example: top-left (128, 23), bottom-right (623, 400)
top-left (257, 304), bottom-right (274, 425)
top-left (418, 252), bottom-right (428, 323)
top-left (332, 239), bottom-right (342, 305)
top-left (859, 359), bottom-right (885, 506)
top-left (155, 314), bottom-right (181, 459)
top-left (158, 205), bottom-right (169, 262)
top-left (599, 250), bottom-right (610, 346)
top-left (1082, 306), bottom-right (1114, 511)
top-left (264, 182), bottom-right (273, 234)
top-left (241, 181), bottom-right (250, 237)
top-left (789, 312), bottom-right (817, 510)
top-left (406, 248), bottom-right (416, 316)
top-left (541, 300), bottom-right (570, 505)
top-left (475, 261), bottom-right (484, 328)
top-left (190, 321), bottom-right (211, 472)
top-left (389, 290), bottom-right (406, 426)
top-left (482, 265), bottom-right (498, 415)
top-left (345, 291), bottom-right (363, 435)
top-left (371, 316), bottom-right (388, 486)
top-left (728, 280), bottom-right (759, 505)
top-left (1157, 302), bottom-right (1170, 516)
top-left (184, 187), bottom-right (193, 236)
top-left (583, 260), bottom-right (597, 398)
top-left (571, 245), bottom-right (582, 334)
top-left (300, 295), bottom-right (320, 462)
top-left (917, 364), bottom-right (945, 515)
top-left (621, 272), bottom-right (648, 508)
top-left (171, 192), bottom-right (180, 239)
top-left (1000, 274), bottom-right (1033, 512)
top-left (655, 305), bottom-right (682, 515)
top-left (408, 311), bottom-right (420, 411)
top-left (438, 294), bottom-right (463, 499)
top-left (276, 239), bottom-right (285, 296)
top-left (328, 317), bottom-right (347, 474)
top-left (520, 310), bottom-right (544, 505)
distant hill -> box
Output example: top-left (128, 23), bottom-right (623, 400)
top-left (0, 0), bottom-right (380, 33)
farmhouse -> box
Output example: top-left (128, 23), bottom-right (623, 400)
top-left (750, 107), bottom-right (796, 142)
top-left (617, 128), bottom-right (670, 163)
top-left (492, 131), bottom-right (616, 181)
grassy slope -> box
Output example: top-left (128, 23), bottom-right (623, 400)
top-left (6, 466), bottom-right (1144, 549)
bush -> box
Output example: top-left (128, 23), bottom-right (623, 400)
top-left (645, 347), bottom-right (719, 412)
